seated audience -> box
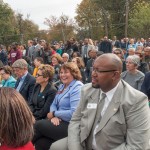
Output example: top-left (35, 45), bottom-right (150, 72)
top-left (29, 64), bottom-right (57, 120)
top-left (0, 88), bottom-right (34, 150)
top-left (50, 53), bottom-right (150, 150)
top-left (0, 65), bottom-right (16, 88)
top-left (32, 62), bottom-right (83, 150)
top-left (121, 55), bottom-right (145, 90)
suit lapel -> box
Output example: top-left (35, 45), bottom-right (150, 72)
top-left (80, 88), bottom-right (100, 144)
top-left (96, 81), bottom-right (123, 134)
top-left (15, 79), bottom-right (20, 89)
top-left (19, 74), bottom-right (29, 92)
top-left (87, 88), bottom-right (101, 132)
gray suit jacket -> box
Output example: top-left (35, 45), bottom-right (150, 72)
top-left (68, 80), bottom-right (150, 150)
top-left (81, 44), bottom-right (94, 58)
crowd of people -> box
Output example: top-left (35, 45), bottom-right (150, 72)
top-left (0, 36), bottom-right (150, 150)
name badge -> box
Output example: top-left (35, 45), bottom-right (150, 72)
top-left (87, 103), bottom-right (97, 109)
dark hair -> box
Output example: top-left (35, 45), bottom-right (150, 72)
top-left (0, 65), bottom-right (13, 75)
top-left (22, 56), bottom-right (32, 66)
top-left (34, 57), bottom-right (44, 64)
top-left (0, 88), bottom-right (34, 147)
top-left (50, 45), bottom-right (56, 51)
top-left (38, 64), bottom-right (54, 82)
top-left (72, 52), bottom-right (81, 58)
top-left (60, 62), bottom-right (82, 81)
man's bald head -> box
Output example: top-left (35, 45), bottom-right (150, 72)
top-left (92, 53), bottom-right (122, 92)
top-left (97, 53), bottom-right (123, 72)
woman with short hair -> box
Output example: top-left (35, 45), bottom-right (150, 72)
top-left (0, 88), bottom-right (34, 150)
top-left (0, 65), bottom-right (16, 88)
top-left (32, 62), bottom-right (83, 150)
top-left (29, 64), bottom-right (57, 120)
top-left (121, 55), bottom-right (145, 90)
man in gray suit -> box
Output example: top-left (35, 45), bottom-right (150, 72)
top-left (50, 53), bottom-right (150, 150)
top-left (81, 38), bottom-right (95, 66)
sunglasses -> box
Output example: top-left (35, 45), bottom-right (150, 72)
top-left (36, 73), bottom-right (43, 77)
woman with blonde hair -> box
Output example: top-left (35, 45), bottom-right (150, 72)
top-left (0, 88), bottom-right (34, 150)
top-left (29, 64), bottom-right (57, 120)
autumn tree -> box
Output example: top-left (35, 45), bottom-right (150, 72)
top-left (128, 0), bottom-right (150, 38)
top-left (75, 0), bottom-right (103, 40)
top-left (0, 1), bottom-right (40, 45)
top-left (15, 13), bottom-right (39, 43)
top-left (0, 1), bottom-right (16, 44)
top-left (44, 15), bottom-right (75, 43)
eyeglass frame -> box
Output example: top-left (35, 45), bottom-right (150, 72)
top-left (35, 73), bottom-right (43, 77)
top-left (92, 68), bottom-right (117, 73)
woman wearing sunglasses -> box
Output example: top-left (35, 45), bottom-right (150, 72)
top-left (29, 64), bottom-right (57, 120)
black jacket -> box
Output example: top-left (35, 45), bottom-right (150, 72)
top-left (98, 41), bottom-right (112, 53)
top-left (15, 73), bottom-right (36, 102)
top-left (0, 49), bottom-right (8, 65)
top-left (29, 83), bottom-right (57, 120)
top-left (141, 72), bottom-right (150, 99)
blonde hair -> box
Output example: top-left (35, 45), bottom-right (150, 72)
top-left (38, 64), bottom-right (55, 81)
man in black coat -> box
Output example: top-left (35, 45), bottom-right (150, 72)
top-left (98, 36), bottom-right (112, 53)
top-left (12, 59), bottom-right (36, 102)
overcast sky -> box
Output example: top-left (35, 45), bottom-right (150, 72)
top-left (3, 0), bottom-right (82, 30)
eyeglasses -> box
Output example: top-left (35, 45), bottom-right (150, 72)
top-left (0, 72), bottom-right (5, 76)
top-left (92, 68), bottom-right (117, 73)
top-left (125, 61), bottom-right (134, 64)
top-left (36, 73), bottom-right (43, 77)
top-left (114, 52), bottom-right (121, 55)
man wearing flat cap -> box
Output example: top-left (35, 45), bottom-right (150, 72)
top-left (12, 59), bottom-right (36, 102)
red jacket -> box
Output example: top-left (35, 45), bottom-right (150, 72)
top-left (0, 142), bottom-right (34, 150)
top-left (9, 49), bottom-right (22, 64)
